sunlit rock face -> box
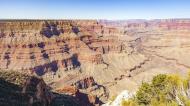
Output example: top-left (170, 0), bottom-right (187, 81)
top-left (1, 19), bottom-right (190, 103)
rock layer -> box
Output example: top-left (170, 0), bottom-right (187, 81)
top-left (1, 19), bottom-right (190, 104)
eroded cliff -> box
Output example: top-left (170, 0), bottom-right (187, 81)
top-left (1, 19), bottom-right (190, 104)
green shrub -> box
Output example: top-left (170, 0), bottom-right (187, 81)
top-left (134, 73), bottom-right (190, 106)
top-left (136, 82), bottom-right (153, 105)
top-left (121, 99), bottom-right (138, 106)
top-left (152, 74), bottom-right (167, 89)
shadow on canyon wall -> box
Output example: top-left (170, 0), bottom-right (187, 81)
top-left (33, 54), bottom-right (81, 76)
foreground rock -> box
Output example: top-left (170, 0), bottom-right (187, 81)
top-left (0, 71), bottom-right (81, 106)
top-left (0, 71), bottom-right (53, 106)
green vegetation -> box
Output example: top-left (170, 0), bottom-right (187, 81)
top-left (121, 99), bottom-right (138, 106)
top-left (123, 73), bottom-right (190, 106)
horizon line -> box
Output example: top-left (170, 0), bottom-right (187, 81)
top-left (0, 18), bottom-right (190, 21)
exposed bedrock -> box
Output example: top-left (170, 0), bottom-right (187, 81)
top-left (0, 71), bottom-right (53, 106)
top-left (1, 19), bottom-right (190, 104)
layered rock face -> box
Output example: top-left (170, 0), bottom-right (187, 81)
top-left (1, 19), bottom-right (190, 104)
top-left (0, 20), bottom-right (123, 74)
top-left (0, 20), bottom-right (131, 104)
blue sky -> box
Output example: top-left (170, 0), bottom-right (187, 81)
top-left (0, 0), bottom-right (190, 19)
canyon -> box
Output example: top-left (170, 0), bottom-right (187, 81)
top-left (0, 19), bottom-right (190, 105)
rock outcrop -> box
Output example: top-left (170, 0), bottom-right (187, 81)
top-left (72, 76), bottom-right (96, 89)
top-left (0, 71), bottom-right (53, 106)
top-left (56, 85), bottom-right (102, 106)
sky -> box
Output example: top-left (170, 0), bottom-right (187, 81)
top-left (0, 0), bottom-right (190, 20)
